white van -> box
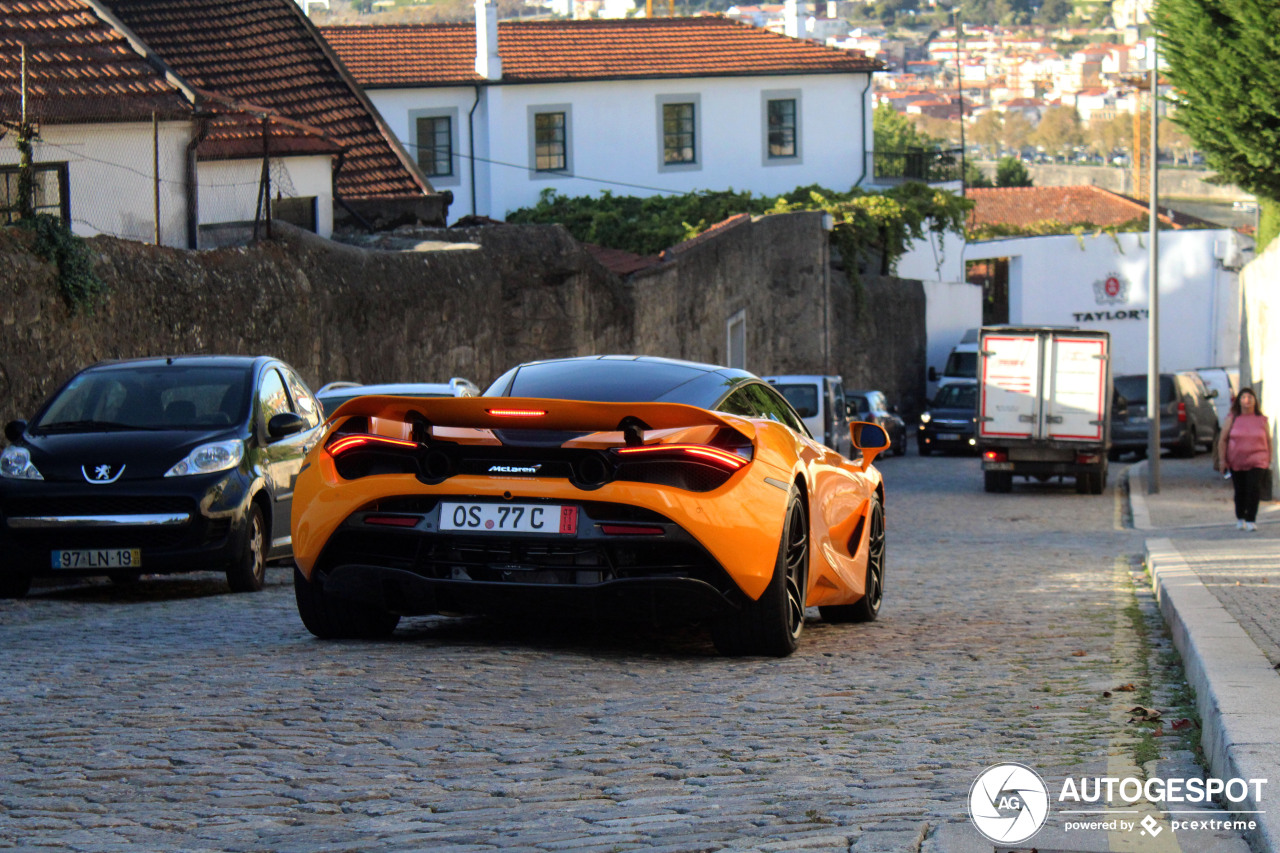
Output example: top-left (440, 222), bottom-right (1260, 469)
top-left (1196, 366), bottom-right (1239, 424)
top-left (928, 328), bottom-right (980, 393)
top-left (762, 374), bottom-right (851, 457)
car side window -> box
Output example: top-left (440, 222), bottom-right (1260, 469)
top-left (258, 368), bottom-right (292, 426)
top-left (283, 369), bottom-right (321, 428)
top-left (717, 387), bottom-right (759, 418)
top-left (750, 383), bottom-right (808, 435)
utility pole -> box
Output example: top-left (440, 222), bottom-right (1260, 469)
top-left (17, 43), bottom-right (35, 220)
top-left (955, 8), bottom-right (965, 192)
top-left (1147, 36), bottom-right (1161, 493)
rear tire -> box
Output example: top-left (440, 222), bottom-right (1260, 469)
top-left (226, 503), bottom-right (267, 593)
top-left (712, 488), bottom-right (808, 657)
top-left (819, 497), bottom-right (884, 624)
top-left (1175, 425), bottom-right (1197, 458)
top-left (294, 566), bottom-right (400, 640)
top-left (918, 440), bottom-right (932, 457)
top-left (892, 431), bottom-right (906, 456)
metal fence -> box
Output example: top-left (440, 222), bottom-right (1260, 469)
top-left (868, 147), bottom-right (965, 185)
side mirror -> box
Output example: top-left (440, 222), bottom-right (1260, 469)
top-left (267, 412), bottom-right (307, 439)
top-left (850, 421), bottom-right (890, 470)
top-left (4, 420), bottom-right (27, 443)
top-left (927, 367), bottom-right (939, 382)
top-left (1205, 389), bottom-right (1219, 399)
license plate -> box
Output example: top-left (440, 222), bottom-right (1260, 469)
top-left (937, 433), bottom-right (960, 441)
top-left (1129, 416), bottom-right (1149, 425)
top-left (984, 462), bottom-right (1015, 471)
top-left (440, 502), bottom-right (577, 535)
top-left (51, 548), bottom-right (142, 569)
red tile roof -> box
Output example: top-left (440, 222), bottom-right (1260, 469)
top-left (968, 186), bottom-right (1190, 231)
top-left (98, 0), bottom-right (429, 200)
top-left (321, 16), bottom-right (881, 88)
top-left (0, 0), bottom-right (191, 123)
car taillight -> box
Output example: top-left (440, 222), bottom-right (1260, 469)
top-left (327, 434), bottom-right (417, 456)
top-left (486, 408), bottom-right (546, 418)
top-left (600, 524), bottom-right (666, 536)
top-left (983, 450), bottom-right (1008, 463)
top-left (1177, 402), bottom-right (1187, 422)
top-left (615, 444), bottom-right (748, 471)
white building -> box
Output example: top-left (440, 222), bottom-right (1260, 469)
top-left (322, 6), bottom-right (882, 221)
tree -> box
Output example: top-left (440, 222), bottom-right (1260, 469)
top-left (1087, 113), bottom-right (1133, 158)
top-left (969, 111), bottom-right (1003, 157)
top-left (965, 161), bottom-right (993, 187)
top-left (1031, 105), bottom-right (1083, 158)
top-left (994, 156), bottom-right (1033, 186)
top-left (1158, 117), bottom-right (1197, 166)
top-left (1035, 0), bottom-right (1072, 25)
top-left (873, 103), bottom-right (941, 151)
top-left (1000, 112), bottom-right (1035, 155)
top-left (1157, 0), bottom-right (1280, 247)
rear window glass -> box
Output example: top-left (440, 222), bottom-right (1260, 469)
top-left (37, 365), bottom-right (250, 431)
top-left (1114, 375), bottom-right (1174, 405)
top-left (500, 360), bottom-right (708, 402)
top-left (773, 384), bottom-right (819, 418)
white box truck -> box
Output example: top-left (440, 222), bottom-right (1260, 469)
top-left (977, 326), bottom-right (1112, 494)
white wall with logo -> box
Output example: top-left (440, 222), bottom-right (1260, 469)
top-left (965, 229), bottom-right (1250, 377)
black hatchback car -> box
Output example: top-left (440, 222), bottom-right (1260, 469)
top-left (0, 356), bottom-right (323, 598)
top-left (917, 383), bottom-right (979, 455)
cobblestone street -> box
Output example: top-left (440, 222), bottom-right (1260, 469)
top-left (0, 455), bottom-right (1251, 852)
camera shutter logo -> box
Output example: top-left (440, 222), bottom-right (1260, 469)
top-left (968, 763), bottom-right (1050, 844)
top-left (1093, 272), bottom-right (1129, 305)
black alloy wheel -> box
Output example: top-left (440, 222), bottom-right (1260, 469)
top-left (820, 496), bottom-right (885, 623)
top-left (712, 488), bottom-right (809, 657)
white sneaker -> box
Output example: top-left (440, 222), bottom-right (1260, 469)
top-left (1237, 519), bottom-right (1246, 530)
top-left (1246, 522), bottom-right (1258, 532)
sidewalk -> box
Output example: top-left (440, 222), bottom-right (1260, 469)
top-left (1133, 457), bottom-right (1280, 853)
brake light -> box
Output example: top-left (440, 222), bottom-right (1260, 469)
top-left (600, 524), bottom-right (666, 536)
top-left (1177, 402), bottom-right (1187, 422)
top-left (486, 408), bottom-right (546, 418)
top-left (983, 450), bottom-right (1008, 463)
top-left (616, 444), bottom-right (747, 471)
top-left (363, 514), bottom-right (422, 528)
top-left (327, 434), bottom-right (417, 456)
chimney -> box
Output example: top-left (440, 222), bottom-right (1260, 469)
top-left (475, 0), bottom-right (502, 81)
top-left (783, 0), bottom-right (800, 38)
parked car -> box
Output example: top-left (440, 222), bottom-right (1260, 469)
top-left (1195, 366), bottom-right (1239, 426)
top-left (1110, 372), bottom-right (1219, 458)
top-left (762, 374), bottom-right (852, 457)
top-left (291, 355), bottom-right (891, 657)
top-left (315, 378), bottom-right (480, 417)
top-left (846, 389), bottom-right (906, 456)
top-left (917, 383), bottom-right (979, 455)
top-left (0, 356), bottom-right (324, 598)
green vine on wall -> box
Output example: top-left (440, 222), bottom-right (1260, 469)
top-left (18, 214), bottom-right (108, 314)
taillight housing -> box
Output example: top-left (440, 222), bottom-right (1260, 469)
top-left (983, 450), bottom-right (1008, 463)
top-left (326, 433), bottom-right (419, 479)
top-left (1177, 402), bottom-right (1187, 422)
top-left (611, 441), bottom-right (752, 492)
top-left (615, 444), bottom-right (748, 471)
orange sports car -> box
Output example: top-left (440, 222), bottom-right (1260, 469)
top-left (290, 356), bottom-right (889, 656)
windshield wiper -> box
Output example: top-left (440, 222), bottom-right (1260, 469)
top-left (36, 420), bottom-right (162, 433)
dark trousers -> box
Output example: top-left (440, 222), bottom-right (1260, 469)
top-left (1231, 467), bottom-right (1268, 522)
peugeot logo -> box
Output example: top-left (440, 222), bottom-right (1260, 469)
top-left (82, 464), bottom-right (125, 484)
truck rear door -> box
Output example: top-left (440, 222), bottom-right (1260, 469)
top-left (979, 332), bottom-right (1041, 440)
top-left (1043, 334), bottom-right (1108, 441)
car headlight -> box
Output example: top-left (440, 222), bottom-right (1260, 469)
top-left (164, 440), bottom-right (244, 477)
top-left (0, 446), bottom-right (43, 480)
top-left (919, 412), bottom-right (932, 424)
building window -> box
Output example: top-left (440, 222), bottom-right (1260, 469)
top-left (0, 163), bottom-right (69, 225)
top-left (726, 309), bottom-right (746, 370)
top-left (534, 112), bottom-right (567, 171)
top-left (663, 102), bottom-right (697, 165)
top-left (767, 98), bottom-right (797, 158)
top-left (416, 115), bottom-right (453, 178)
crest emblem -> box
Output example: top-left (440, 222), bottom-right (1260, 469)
top-left (1092, 272), bottom-right (1129, 305)
top-left (82, 464), bottom-right (125, 484)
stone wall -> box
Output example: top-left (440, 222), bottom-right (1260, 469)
top-left (0, 215), bottom-right (925, 427)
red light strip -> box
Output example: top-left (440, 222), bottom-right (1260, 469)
top-left (616, 444), bottom-right (746, 470)
top-left (486, 408), bottom-right (547, 418)
top-left (364, 515), bottom-right (422, 528)
top-left (327, 434), bottom-right (417, 456)
top-left (600, 524), bottom-right (666, 536)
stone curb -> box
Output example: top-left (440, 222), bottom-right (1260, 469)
top-left (1143, 533), bottom-right (1280, 853)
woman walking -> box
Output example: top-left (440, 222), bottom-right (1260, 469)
top-left (1218, 387), bottom-right (1272, 531)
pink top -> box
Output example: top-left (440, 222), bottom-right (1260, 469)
top-left (1225, 413), bottom-right (1271, 471)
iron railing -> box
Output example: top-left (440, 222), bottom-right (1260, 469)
top-left (869, 147), bottom-right (964, 184)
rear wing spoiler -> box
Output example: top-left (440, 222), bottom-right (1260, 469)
top-left (327, 395), bottom-right (754, 437)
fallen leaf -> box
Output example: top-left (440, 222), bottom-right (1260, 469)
top-left (1152, 726), bottom-right (1164, 737)
top-left (1072, 650), bottom-right (1087, 657)
top-left (1171, 718), bottom-right (1196, 731)
top-left (1127, 705), bottom-right (1163, 723)
top-left (1115, 683), bottom-right (1136, 692)
top-left (1102, 690), bottom-right (1113, 698)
